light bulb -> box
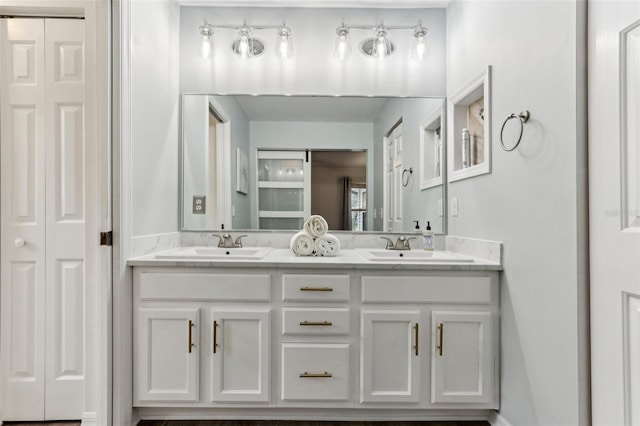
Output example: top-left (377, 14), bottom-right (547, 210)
top-left (201, 36), bottom-right (211, 59)
top-left (239, 34), bottom-right (250, 59)
top-left (413, 36), bottom-right (426, 61)
top-left (375, 36), bottom-right (387, 58)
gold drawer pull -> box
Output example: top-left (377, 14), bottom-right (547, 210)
top-left (437, 323), bottom-right (444, 356)
top-left (213, 320), bottom-right (219, 354)
top-left (300, 286), bottom-right (333, 292)
top-left (300, 321), bottom-right (333, 326)
top-left (188, 320), bottom-right (194, 353)
top-left (300, 371), bottom-right (332, 378)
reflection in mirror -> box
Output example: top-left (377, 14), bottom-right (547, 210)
top-left (181, 95), bottom-right (446, 234)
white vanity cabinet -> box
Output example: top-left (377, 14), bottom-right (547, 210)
top-left (360, 272), bottom-right (499, 409)
top-left (360, 309), bottom-right (422, 403)
top-left (136, 307), bottom-right (200, 403)
top-left (132, 262), bottom-right (499, 416)
top-left (279, 271), bottom-right (354, 406)
top-left (133, 269), bottom-right (272, 406)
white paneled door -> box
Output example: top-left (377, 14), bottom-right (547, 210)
top-left (384, 122), bottom-right (403, 232)
top-left (1, 18), bottom-right (88, 421)
top-left (589, 2), bottom-right (640, 424)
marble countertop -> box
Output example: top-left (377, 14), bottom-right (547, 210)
top-left (127, 247), bottom-right (502, 271)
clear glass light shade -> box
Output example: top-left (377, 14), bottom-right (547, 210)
top-left (276, 25), bottom-right (293, 60)
top-left (372, 35), bottom-right (391, 58)
top-left (199, 19), bottom-right (214, 59)
top-left (201, 35), bottom-right (212, 59)
top-left (412, 35), bottom-right (426, 61)
top-left (334, 34), bottom-right (351, 60)
top-left (412, 24), bottom-right (427, 61)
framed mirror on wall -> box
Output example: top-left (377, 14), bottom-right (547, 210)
top-left (180, 94), bottom-right (446, 234)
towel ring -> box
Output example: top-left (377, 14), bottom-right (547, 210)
top-left (500, 110), bottom-right (530, 152)
top-left (402, 167), bottom-right (413, 187)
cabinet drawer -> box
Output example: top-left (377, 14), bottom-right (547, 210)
top-left (138, 272), bottom-right (271, 301)
top-left (281, 343), bottom-right (350, 401)
top-left (282, 308), bottom-right (350, 336)
top-left (282, 274), bottom-right (350, 302)
top-left (361, 275), bottom-right (492, 304)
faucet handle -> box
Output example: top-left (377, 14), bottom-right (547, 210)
top-left (380, 237), bottom-right (394, 250)
top-left (211, 234), bottom-right (224, 247)
top-left (234, 235), bottom-right (248, 248)
top-left (404, 236), bottom-right (416, 249)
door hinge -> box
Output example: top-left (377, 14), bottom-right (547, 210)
top-left (100, 231), bottom-right (113, 246)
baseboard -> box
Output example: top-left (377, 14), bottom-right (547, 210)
top-left (82, 411), bottom-right (97, 426)
top-left (488, 411), bottom-right (513, 426)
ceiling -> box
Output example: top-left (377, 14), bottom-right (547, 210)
top-left (177, 0), bottom-right (450, 8)
top-left (233, 95), bottom-right (390, 122)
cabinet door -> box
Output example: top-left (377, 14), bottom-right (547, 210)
top-left (136, 308), bottom-right (199, 403)
top-left (431, 310), bottom-right (495, 405)
top-left (211, 309), bottom-right (270, 402)
top-left (360, 309), bottom-right (421, 403)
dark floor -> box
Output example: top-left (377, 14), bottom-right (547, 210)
top-left (137, 422), bottom-right (490, 426)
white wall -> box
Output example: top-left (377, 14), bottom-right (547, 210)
top-left (446, 1), bottom-right (587, 425)
top-left (131, 0), bottom-right (180, 237)
top-left (179, 6), bottom-right (446, 97)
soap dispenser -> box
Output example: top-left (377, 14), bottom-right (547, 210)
top-left (423, 221), bottom-right (434, 251)
top-left (414, 220), bottom-right (420, 234)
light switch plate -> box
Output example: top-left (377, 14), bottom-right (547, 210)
top-left (451, 197), bottom-right (458, 216)
top-left (193, 195), bottom-right (206, 214)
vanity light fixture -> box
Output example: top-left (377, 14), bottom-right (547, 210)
top-left (198, 19), bottom-right (293, 60)
top-left (199, 19), bottom-right (214, 59)
top-left (334, 19), bottom-right (428, 60)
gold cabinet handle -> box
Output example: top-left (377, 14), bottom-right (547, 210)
top-left (413, 323), bottom-right (419, 356)
top-left (213, 320), bottom-right (218, 354)
top-left (300, 371), bottom-right (332, 378)
top-left (437, 323), bottom-right (444, 356)
top-left (299, 286), bottom-right (333, 292)
top-left (299, 320), bottom-right (333, 326)
top-left (188, 320), bottom-right (194, 353)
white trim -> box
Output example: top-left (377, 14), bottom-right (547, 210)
top-left (112, 0), bottom-right (134, 424)
top-left (206, 96), bottom-right (233, 229)
top-left (419, 100), bottom-right (445, 190)
top-left (448, 66), bottom-right (492, 183)
top-left (488, 411), bottom-right (513, 426)
top-left (81, 411), bottom-right (97, 426)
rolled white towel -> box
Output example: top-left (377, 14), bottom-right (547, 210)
top-left (304, 215), bottom-right (329, 237)
top-left (290, 231), bottom-right (315, 256)
top-left (314, 233), bottom-right (341, 257)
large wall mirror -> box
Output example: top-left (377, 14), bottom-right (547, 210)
top-left (181, 94), bottom-right (446, 234)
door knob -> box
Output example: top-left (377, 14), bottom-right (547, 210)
top-left (14, 237), bottom-right (26, 247)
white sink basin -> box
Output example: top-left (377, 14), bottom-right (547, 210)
top-left (155, 247), bottom-right (272, 260)
top-left (358, 249), bottom-right (474, 263)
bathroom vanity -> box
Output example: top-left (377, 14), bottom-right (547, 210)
top-left (129, 243), bottom-right (501, 421)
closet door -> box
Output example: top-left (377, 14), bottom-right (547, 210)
top-left (44, 18), bottom-right (86, 419)
top-left (0, 18), bottom-right (47, 421)
top-left (0, 18), bottom-right (86, 421)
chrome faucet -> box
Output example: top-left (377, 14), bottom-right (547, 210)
top-left (212, 233), bottom-right (248, 248)
top-left (381, 236), bottom-right (415, 250)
